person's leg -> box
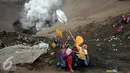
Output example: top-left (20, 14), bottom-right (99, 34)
top-left (67, 55), bottom-right (74, 72)
top-left (73, 56), bottom-right (79, 67)
top-left (84, 60), bottom-right (88, 66)
top-left (128, 17), bottom-right (130, 23)
top-left (59, 59), bottom-right (66, 68)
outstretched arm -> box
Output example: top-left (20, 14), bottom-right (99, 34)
top-left (75, 45), bottom-right (81, 51)
top-left (72, 50), bottom-right (78, 54)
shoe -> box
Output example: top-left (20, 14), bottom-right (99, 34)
top-left (57, 62), bottom-right (60, 66)
top-left (71, 70), bottom-right (74, 72)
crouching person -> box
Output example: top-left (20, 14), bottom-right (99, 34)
top-left (75, 44), bottom-right (89, 66)
top-left (57, 45), bottom-right (67, 68)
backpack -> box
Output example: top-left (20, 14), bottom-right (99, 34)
top-left (70, 53), bottom-right (79, 67)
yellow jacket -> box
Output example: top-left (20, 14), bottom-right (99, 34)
top-left (76, 45), bottom-right (88, 60)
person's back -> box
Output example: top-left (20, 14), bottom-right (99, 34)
top-left (70, 52), bottom-right (79, 67)
top-left (75, 45), bottom-right (88, 60)
top-left (57, 45), bottom-right (67, 68)
top-left (61, 50), bottom-right (66, 59)
top-left (75, 44), bottom-right (89, 66)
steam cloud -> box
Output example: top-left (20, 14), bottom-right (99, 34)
top-left (20, 0), bottom-right (64, 33)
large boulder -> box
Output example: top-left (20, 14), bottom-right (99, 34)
top-left (0, 43), bottom-right (49, 65)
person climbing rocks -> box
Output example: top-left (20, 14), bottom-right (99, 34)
top-left (66, 45), bottom-right (74, 72)
top-left (117, 15), bottom-right (127, 26)
top-left (75, 44), bottom-right (89, 66)
top-left (117, 25), bottom-right (124, 35)
top-left (57, 45), bottom-right (67, 68)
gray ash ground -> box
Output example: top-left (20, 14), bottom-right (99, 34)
top-left (0, 15), bottom-right (130, 73)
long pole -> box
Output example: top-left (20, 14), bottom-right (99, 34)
top-left (64, 21), bottom-right (75, 42)
top-left (68, 29), bottom-right (75, 42)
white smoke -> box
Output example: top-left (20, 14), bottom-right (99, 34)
top-left (20, 0), bottom-right (64, 32)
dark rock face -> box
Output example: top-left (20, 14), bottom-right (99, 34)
top-left (12, 20), bottom-right (37, 35)
top-left (12, 19), bottom-right (58, 35)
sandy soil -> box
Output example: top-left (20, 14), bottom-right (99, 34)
top-left (0, 16), bottom-right (130, 73)
top-left (37, 0), bottom-right (130, 36)
top-left (1, 0), bottom-right (130, 35)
